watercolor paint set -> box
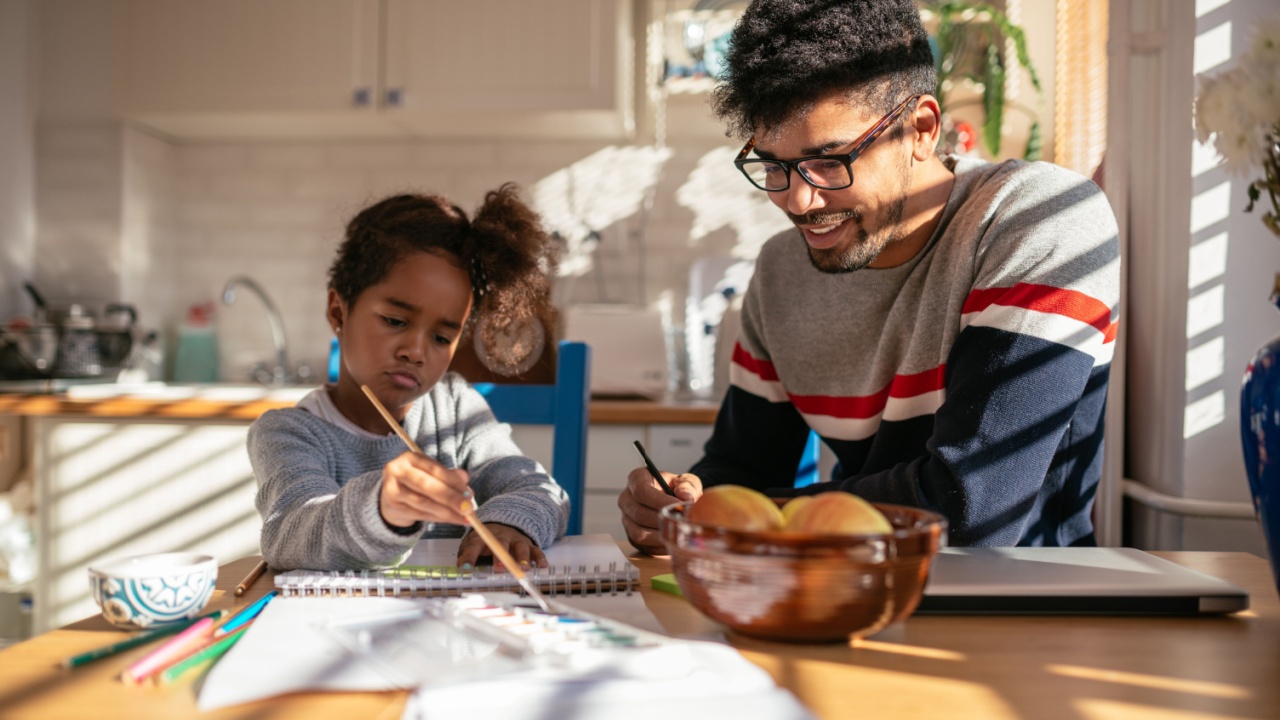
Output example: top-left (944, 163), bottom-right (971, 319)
top-left (318, 592), bottom-right (674, 688)
top-left (436, 593), bottom-right (672, 669)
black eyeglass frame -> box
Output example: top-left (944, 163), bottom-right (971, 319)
top-left (733, 94), bottom-right (923, 192)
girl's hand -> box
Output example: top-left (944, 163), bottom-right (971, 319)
top-left (379, 451), bottom-right (473, 528)
top-left (456, 523), bottom-right (548, 572)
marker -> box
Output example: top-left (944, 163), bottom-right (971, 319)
top-left (60, 609), bottom-right (226, 669)
top-left (215, 590), bottom-right (277, 637)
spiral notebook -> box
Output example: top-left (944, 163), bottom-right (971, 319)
top-left (273, 534), bottom-right (640, 598)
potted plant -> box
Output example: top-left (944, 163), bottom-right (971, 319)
top-left (919, 1), bottom-right (1043, 160)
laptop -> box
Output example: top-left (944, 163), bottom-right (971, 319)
top-left (915, 547), bottom-right (1250, 615)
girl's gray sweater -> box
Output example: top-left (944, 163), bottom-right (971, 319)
top-left (247, 373), bottom-right (569, 571)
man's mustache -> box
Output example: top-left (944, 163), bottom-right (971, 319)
top-left (787, 209), bottom-right (859, 226)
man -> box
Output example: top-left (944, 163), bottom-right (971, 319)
top-left (619, 0), bottom-right (1120, 552)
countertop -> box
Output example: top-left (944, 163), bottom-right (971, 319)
top-left (0, 385), bottom-right (719, 424)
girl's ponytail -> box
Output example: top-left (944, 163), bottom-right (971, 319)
top-left (466, 183), bottom-right (559, 375)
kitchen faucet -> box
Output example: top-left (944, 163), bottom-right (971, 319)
top-left (221, 274), bottom-right (292, 386)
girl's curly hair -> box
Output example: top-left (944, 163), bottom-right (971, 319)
top-left (328, 183), bottom-right (558, 374)
top-left (711, 0), bottom-right (936, 139)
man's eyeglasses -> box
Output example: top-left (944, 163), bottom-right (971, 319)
top-left (734, 94), bottom-right (922, 192)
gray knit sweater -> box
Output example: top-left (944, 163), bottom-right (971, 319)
top-left (248, 373), bottom-right (569, 571)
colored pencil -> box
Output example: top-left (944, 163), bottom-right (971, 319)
top-left (154, 624), bottom-right (250, 685)
top-left (215, 590), bottom-right (277, 637)
top-left (233, 559), bottom-right (268, 597)
top-left (60, 609), bottom-right (227, 669)
top-left (120, 611), bottom-right (227, 684)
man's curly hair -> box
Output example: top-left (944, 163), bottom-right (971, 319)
top-left (710, 0), bottom-right (936, 139)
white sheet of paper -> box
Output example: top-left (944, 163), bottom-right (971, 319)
top-left (402, 642), bottom-right (818, 720)
top-left (200, 535), bottom-right (667, 710)
top-left (198, 596), bottom-right (419, 711)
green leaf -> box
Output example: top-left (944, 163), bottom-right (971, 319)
top-left (982, 43), bottom-right (1005, 156)
top-left (1247, 181), bottom-right (1261, 213)
top-left (1024, 120), bottom-right (1042, 161)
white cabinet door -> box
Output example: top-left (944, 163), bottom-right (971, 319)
top-left (113, 0), bottom-right (379, 112)
top-left (32, 418), bottom-right (261, 632)
top-left (647, 423), bottom-right (712, 475)
top-left (111, 0), bottom-right (400, 138)
top-left (382, 0), bottom-right (632, 136)
top-left (110, 0), bottom-right (633, 139)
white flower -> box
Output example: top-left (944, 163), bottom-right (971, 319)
top-left (1245, 14), bottom-right (1280, 68)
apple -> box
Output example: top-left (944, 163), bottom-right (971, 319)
top-left (686, 485), bottom-right (785, 532)
top-left (783, 491), bottom-right (893, 535)
top-left (780, 495), bottom-right (815, 524)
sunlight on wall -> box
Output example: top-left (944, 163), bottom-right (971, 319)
top-left (1193, 22), bottom-right (1232, 74)
top-left (1186, 336), bottom-right (1225, 391)
top-left (39, 421), bottom-right (260, 631)
top-left (1185, 389), bottom-right (1227, 439)
top-left (676, 146), bottom-right (792, 259)
top-left (1196, 0), bottom-right (1232, 17)
top-left (1182, 7), bottom-right (1235, 442)
top-left (531, 145), bottom-right (673, 277)
top-left (1187, 284), bottom-right (1225, 338)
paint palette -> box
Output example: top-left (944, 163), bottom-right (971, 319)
top-left (437, 593), bottom-right (672, 670)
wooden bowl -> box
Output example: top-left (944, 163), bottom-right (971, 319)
top-left (658, 501), bottom-right (947, 643)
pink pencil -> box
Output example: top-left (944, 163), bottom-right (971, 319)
top-left (121, 611), bottom-right (226, 685)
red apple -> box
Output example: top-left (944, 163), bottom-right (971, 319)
top-left (783, 491), bottom-right (892, 535)
top-left (686, 485), bottom-right (785, 532)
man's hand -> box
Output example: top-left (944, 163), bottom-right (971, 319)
top-left (379, 451), bottom-right (472, 528)
top-left (456, 523), bottom-right (548, 571)
top-left (617, 467), bottom-right (702, 555)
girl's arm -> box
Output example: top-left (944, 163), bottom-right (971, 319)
top-left (449, 378), bottom-right (570, 549)
top-left (248, 410), bottom-right (421, 571)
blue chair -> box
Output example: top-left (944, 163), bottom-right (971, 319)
top-left (472, 341), bottom-right (591, 535)
top-left (796, 430), bottom-right (821, 487)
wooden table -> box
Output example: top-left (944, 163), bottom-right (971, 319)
top-left (0, 551), bottom-right (1275, 720)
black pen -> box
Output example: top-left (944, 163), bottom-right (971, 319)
top-left (633, 440), bottom-right (678, 497)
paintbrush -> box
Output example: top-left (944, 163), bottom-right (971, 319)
top-left (360, 384), bottom-right (553, 611)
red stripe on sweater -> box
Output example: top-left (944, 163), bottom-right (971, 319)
top-left (731, 342), bottom-right (779, 381)
top-left (790, 365), bottom-right (946, 419)
top-left (962, 283), bottom-right (1114, 339)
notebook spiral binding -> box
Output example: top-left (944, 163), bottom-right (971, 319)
top-left (275, 561), bottom-right (640, 599)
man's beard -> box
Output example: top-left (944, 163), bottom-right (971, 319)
top-left (793, 194), bottom-right (908, 274)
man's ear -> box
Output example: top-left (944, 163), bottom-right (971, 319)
top-left (908, 95), bottom-right (943, 161)
top-left (326, 288), bottom-right (347, 335)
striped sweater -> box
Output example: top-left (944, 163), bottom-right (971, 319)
top-left (691, 157), bottom-right (1120, 547)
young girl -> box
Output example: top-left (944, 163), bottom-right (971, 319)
top-left (248, 184), bottom-right (568, 572)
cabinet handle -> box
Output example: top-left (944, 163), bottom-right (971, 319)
top-left (353, 88), bottom-right (371, 107)
top-left (385, 88), bottom-right (404, 107)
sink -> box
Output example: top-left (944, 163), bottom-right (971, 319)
top-left (65, 382), bottom-right (317, 403)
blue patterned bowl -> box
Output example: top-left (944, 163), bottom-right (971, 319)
top-left (87, 553), bottom-right (218, 630)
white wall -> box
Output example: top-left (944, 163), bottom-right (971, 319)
top-left (0, 0), bottom-right (36, 316)
top-left (1123, 0), bottom-right (1275, 554)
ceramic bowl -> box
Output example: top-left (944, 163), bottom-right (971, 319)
top-left (658, 501), bottom-right (947, 643)
top-left (87, 552), bottom-right (218, 630)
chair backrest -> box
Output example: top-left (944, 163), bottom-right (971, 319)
top-left (471, 341), bottom-right (591, 535)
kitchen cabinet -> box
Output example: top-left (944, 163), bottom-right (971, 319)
top-left (110, 0), bottom-right (634, 140)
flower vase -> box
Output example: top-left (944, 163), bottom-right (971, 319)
top-left (1240, 273), bottom-right (1280, 596)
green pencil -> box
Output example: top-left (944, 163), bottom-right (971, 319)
top-left (60, 609), bottom-right (230, 669)
top-left (155, 624), bottom-right (249, 685)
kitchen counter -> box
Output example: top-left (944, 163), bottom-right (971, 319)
top-left (0, 386), bottom-right (720, 424)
